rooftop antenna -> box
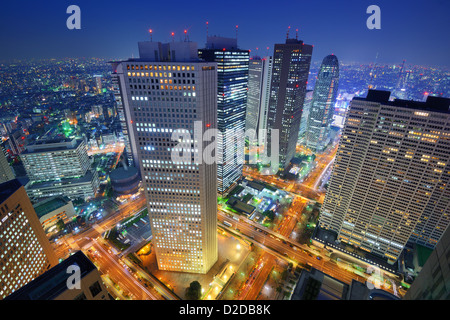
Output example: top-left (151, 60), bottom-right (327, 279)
top-left (236, 25), bottom-right (239, 43)
top-left (286, 26), bottom-right (291, 39)
top-left (149, 29), bottom-right (153, 42)
top-left (295, 28), bottom-right (298, 40)
top-left (266, 46), bottom-right (270, 56)
top-left (171, 32), bottom-right (175, 42)
top-left (206, 21), bottom-right (209, 40)
top-left (184, 29), bottom-right (189, 42)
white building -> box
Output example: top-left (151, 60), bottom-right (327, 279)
top-left (319, 90), bottom-right (450, 263)
top-left (112, 40), bottom-right (218, 274)
top-left (21, 138), bottom-right (99, 201)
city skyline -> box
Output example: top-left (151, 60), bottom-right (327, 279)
top-left (0, 1), bottom-right (449, 68)
top-left (0, 0), bottom-right (449, 305)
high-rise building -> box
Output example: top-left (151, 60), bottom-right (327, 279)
top-left (245, 56), bottom-right (273, 136)
top-left (306, 54), bottom-right (340, 152)
top-left (318, 90), bottom-right (450, 263)
top-left (111, 62), bottom-right (137, 168)
top-left (21, 138), bottom-right (99, 201)
top-left (0, 179), bottom-right (58, 299)
top-left (267, 38), bottom-right (313, 170)
top-left (199, 36), bottom-right (249, 195)
top-left (114, 40), bottom-right (218, 274)
top-left (298, 90), bottom-right (313, 142)
top-left (5, 251), bottom-right (111, 300)
top-left (0, 150), bottom-right (14, 184)
top-left (403, 225), bottom-right (450, 300)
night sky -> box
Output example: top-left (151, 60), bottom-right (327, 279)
top-left (1, 0), bottom-right (449, 67)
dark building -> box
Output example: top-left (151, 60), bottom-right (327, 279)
top-left (267, 38), bottom-right (313, 170)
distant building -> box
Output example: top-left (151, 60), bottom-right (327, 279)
top-left (21, 138), bottom-right (99, 201)
top-left (0, 179), bottom-right (58, 299)
top-left (94, 75), bottom-right (103, 94)
top-left (266, 38), bottom-right (313, 170)
top-left (109, 165), bottom-right (140, 197)
top-left (318, 90), bottom-right (450, 264)
top-left (306, 54), bottom-right (340, 152)
top-left (403, 225), bottom-right (450, 300)
top-left (0, 150), bottom-right (15, 184)
top-left (33, 196), bottom-right (76, 233)
top-left (5, 251), bottom-right (111, 300)
top-left (298, 90), bottom-right (313, 142)
top-left (199, 36), bottom-right (250, 195)
top-left (245, 56), bottom-right (273, 137)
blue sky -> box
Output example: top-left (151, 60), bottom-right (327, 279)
top-left (1, 0), bottom-right (449, 67)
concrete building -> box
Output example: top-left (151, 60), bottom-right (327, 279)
top-left (306, 54), bottom-right (340, 152)
top-left (199, 36), bottom-right (250, 195)
top-left (318, 90), bottom-right (450, 264)
top-left (403, 225), bottom-right (450, 300)
top-left (5, 251), bottom-right (110, 300)
top-left (113, 40), bottom-right (218, 274)
top-left (21, 138), bottom-right (99, 201)
top-left (245, 56), bottom-right (273, 136)
top-left (0, 150), bottom-right (15, 184)
top-left (0, 179), bottom-right (58, 299)
top-left (298, 90), bottom-right (313, 143)
top-left (266, 38), bottom-right (313, 170)
top-left (33, 196), bottom-right (76, 233)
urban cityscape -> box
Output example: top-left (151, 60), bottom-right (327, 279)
top-left (0, 0), bottom-right (449, 310)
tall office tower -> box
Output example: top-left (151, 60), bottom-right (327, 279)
top-left (199, 36), bottom-right (249, 195)
top-left (114, 40), bottom-right (218, 274)
top-left (111, 62), bottom-right (138, 168)
top-left (403, 225), bottom-right (450, 300)
top-left (267, 38), bottom-right (313, 170)
top-left (318, 90), bottom-right (450, 264)
top-left (5, 251), bottom-right (111, 300)
top-left (0, 151), bottom-right (14, 183)
top-left (0, 179), bottom-right (58, 299)
top-left (306, 54), bottom-right (340, 152)
top-left (21, 138), bottom-right (99, 201)
top-left (245, 56), bottom-right (273, 136)
top-left (298, 90), bottom-right (313, 142)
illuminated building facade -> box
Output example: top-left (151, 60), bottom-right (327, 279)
top-left (306, 54), bottom-right (340, 152)
top-left (0, 179), bottom-right (58, 299)
top-left (298, 90), bottom-right (313, 142)
top-left (114, 40), bottom-right (218, 274)
top-left (199, 37), bottom-right (249, 195)
top-left (319, 90), bottom-right (450, 263)
top-left (21, 138), bottom-right (99, 201)
top-left (267, 38), bottom-right (313, 170)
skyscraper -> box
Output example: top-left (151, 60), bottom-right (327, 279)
top-left (199, 36), bottom-right (249, 195)
top-left (245, 56), bottom-right (273, 136)
top-left (114, 40), bottom-right (218, 274)
top-left (0, 179), bottom-right (58, 299)
top-left (0, 151), bottom-right (14, 184)
top-left (318, 90), bottom-right (450, 264)
top-left (298, 90), bottom-right (313, 142)
top-left (306, 54), bottom-right (340, 152)
top-left (21, 138), bottom-right (99, 201)
top-left (111, 62), bottom-right (137, 168)
top-left (267, 38), bottom-right (313, 170)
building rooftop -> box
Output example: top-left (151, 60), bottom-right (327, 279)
top-left (4, 251), bottom-right (96, 300)
top-left (354, 89), bottom-right (450, 114)
top-left (33, 196), bottom-right (72, 219)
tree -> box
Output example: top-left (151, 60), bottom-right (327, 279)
top-left (263, 210), bottom-right (275, 221)
top-left (56, 218), bottom-right (65, 231)
top-left (186, 281), bottom-right (202, 300)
